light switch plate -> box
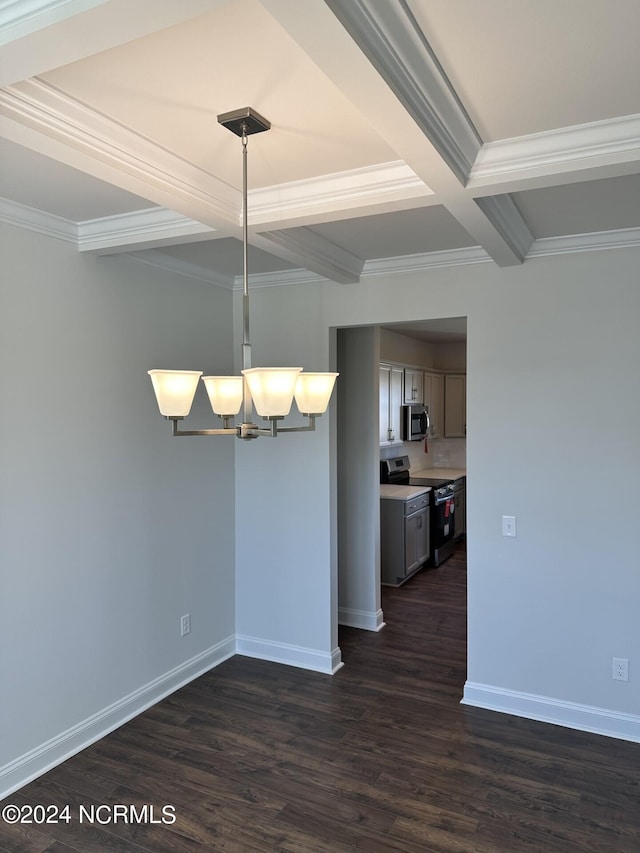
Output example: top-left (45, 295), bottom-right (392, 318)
top-left (502, 515), bottom-right (517, 537)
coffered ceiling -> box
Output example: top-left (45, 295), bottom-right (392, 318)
top-left (1, 0), bottom-right (639, 288)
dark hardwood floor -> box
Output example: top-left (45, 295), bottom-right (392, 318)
top-left (3, 543), bottom-right (640, 852)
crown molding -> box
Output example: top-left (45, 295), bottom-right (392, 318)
top-left (77, 206), bottom-right (215, 253)
top-left (324, 0), bottom-right (481, 184)
top-left (469, 113), bottom-right (640, 189)
top-left (233, 267), bottom-right (325, 290)
top-left (0, 78), bottom-right (240, 227)
top-left (3, 195), bottom-right (637, 286)
top-left (0, 0), bottom-right (102, 43)
top-left (363, 246), bottom-right (491, 276)
top-left (0, 195), bottom-right (76, 242)
top-left (249, 161), bottom-right (432, 225)
top-left (527, 226), bottom-right (640, 258)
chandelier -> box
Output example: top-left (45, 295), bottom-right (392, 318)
top-left (148, 107), bottom-right (338, 440)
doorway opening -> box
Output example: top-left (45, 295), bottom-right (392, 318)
top-left (335, 318), bottom-right (467, 659)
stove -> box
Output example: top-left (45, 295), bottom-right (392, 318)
top-left (381, 456), bottom-right (459, 566)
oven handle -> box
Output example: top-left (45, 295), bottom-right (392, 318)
top-left (433, 494), bottom-right (455, 506)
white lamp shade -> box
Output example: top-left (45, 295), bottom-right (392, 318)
top-left (202, 375), bottom-right (244, 416)
top-left (242, 367), bottom-right (302, 417)
top-left (148, 370), bottom-right (202, 417)
top-left (294, 372), bottom-right (339, 414)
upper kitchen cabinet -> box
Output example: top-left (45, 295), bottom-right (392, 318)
top-left (444, 374), bottom-right (466, 437)
top-left (380, 363), bottom-right (403, 445)
top-left (403, 368), bottom-right (424, 404)
top-left (423, 371), bottom-right (444, 438)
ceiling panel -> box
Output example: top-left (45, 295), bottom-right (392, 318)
top-left (150, 237), bottom-right (296, 279)
top-left (42, 0), bottom-right (398, 188)
top-left (512, 174), bottom-right (640, 238)
top-left (408, 0), bottom-right (640, 141)
top-left (0, 137), bottom-right (154, 220)
top-left (302, 206), bottom-right (476, 262)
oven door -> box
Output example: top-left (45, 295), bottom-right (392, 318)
top-left (432, 491), bottom-right (455, 560)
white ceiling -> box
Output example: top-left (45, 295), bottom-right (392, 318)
top-left (1, 0), bottom-right (639, 293)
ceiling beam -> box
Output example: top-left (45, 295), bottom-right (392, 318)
top-left (323, 0), bottom-right (481, 185)
top-left (263, 0), bottom-right (528, 266)
top-left (254, 227), bottom-right (364, 284)
top-left (0, 78), bottom-right (242, 234)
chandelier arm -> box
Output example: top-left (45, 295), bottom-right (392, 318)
top-left (271, 415), bottom-right (318, 435)
top-left (169, 418), bottom-right (239, 437)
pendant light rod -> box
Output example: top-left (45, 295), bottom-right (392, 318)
top-left (241, 123), bottom-right (252, 426)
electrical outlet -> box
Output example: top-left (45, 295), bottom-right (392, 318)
top-left (502, 515), bottom-right (517, 537)
top-left (180, 613), bottom-right (191, 637)
top-left (612, 658), bottom-right (629, 681)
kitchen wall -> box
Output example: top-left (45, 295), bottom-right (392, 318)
top-left (380, 328), bottom-right (467, 472)
top-left (0, 221), bottom-right (237, 795)
top-left (235, 246), bottom-right (640, 741)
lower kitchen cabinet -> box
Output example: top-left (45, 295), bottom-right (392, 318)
top-left (380, 492), bottom-right (430, 586)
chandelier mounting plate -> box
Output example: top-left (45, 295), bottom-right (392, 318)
top-left (217, 107), bottom-right (271, 137)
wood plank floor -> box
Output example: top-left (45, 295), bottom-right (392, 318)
top-left (2, 543), bottom-right (640, 852)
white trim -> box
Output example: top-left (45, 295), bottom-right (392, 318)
top-left (0, 195), bottom-right (76, 242)
top-left (236, 634), bottom-right (339, 675)
top-left (0, 636), bottom-right (236, 800)
top-left (0, 78), bottom-right (240, 225)
top-left (363, 246), bottom-right (491, 276)
top-left (338, 607), bottom-right (385, 632)
top-left (462, 681), bottom-right (640, 744)
top-left (0, 0), bottom-right (104, 44)
top-left (470, 113), bottom-right (640, 186)
top-left (77, 206), bottom-right (215, 253)
top-left (249, 161), bottom-right (432, 224)
top-left (528, 226), bottom-right (640, 258)
top-left (233, 267), bottom-right (325, 290)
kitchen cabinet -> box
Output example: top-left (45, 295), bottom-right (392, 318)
top-left (423, 371), bottom-right (443, 438)
top-left (380, 491), bottom-right (430, 585)
top-left (379, 363), bottom-right (403, 445)
top-left (444, 374), bottom-right (466, 437)
top-left (403, 368), bottom-right (424, 404)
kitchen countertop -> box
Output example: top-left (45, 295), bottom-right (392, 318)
top-left (380, 484), bottom-right (432, 501)
top-left (410, 467), bottom-right (466, 481)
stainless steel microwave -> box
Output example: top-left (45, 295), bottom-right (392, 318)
top-left (403, 404), bottom-right (429, 441)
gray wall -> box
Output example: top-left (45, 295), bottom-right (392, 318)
top-left (232, 247), bottom-right (640, 735)
top-left (0, 223), bottom-right (237, 791)
top-left (3, 220), bottom-right (639, 794)
top-left (337, 326), bottom-right (382, 631)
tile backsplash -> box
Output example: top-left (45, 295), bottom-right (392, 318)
top-left (381, 437), bottom-right (466, 472)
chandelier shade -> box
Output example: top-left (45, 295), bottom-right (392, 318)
top-left (148, 370), bottom-right (202, 417)
top-left (202, 375), bottom-right (244, 416)
top-left (242, 367), bottom-right (302, 417)
top-left (294, 372), bottom-right (339, 415)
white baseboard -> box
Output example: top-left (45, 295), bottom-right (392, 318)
top-left (462, 681), bottom-right (640, 744)
top-left (0, 636), bottom-right (235, 800)
top-left (338, 606), bottom-right (385, 632)
top-left (236, 634), bottom-right (342, 674)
